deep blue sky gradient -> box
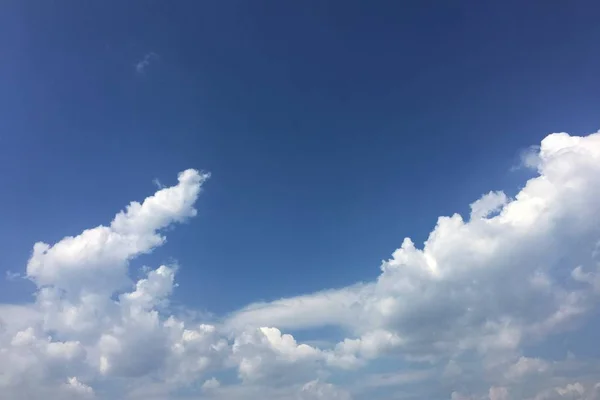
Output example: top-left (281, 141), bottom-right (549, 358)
top-left (1, 0), bottom-right (600, 314)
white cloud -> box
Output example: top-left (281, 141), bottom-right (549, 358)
top-left (63, 377), bottom-right (94, 397)
top-left (27, 168), bottom-right (207, 295)
top-left (470, 191), bottom-right (509, 220)
top-left (333, 329), bottom-right (402, 362)
top-left (225, 284), bottom-right (369, 333)
top-left (1, 169), bottom-right (215, 398)
top-left (359, 369), bottom-right (433, 389)
top-left (230, 326), bottom-right (326, 383)
top-left (1, 132), bottom-right (600, 399)
top-left (518, 145), bottom-right (542, 170)
top-left (227, 132), bottom-right (600, 366)
top-left (504, 356), bottom-right (550, 381)
top-left (135, 52), bottom-right (158, 74)
top-left (298, 379), bottom-right (352, 400)
top-left (153, 178), bottom-right (165, 189)
top-left (489, 386), bottom-right (509, 400)
top-left (533, 381), bottom-right (600, 400)
top-left (556, 383), bottom-right (585, 397)
top-left (0, 304), bottom-right (39, 334)
top-left (4, 270), bottom-right (20, 281)
top-left (202, 377), bottom-right (221, 391)
top-left (194, 380), bottom-right (352, 400)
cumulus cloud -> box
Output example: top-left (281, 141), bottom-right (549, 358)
top-left (533, 381), bottom-right (600, 400)
top-left (1, 132), bottom-right (600, 399)
top-left (1, 169), bottom-right (214, 398)
top-left (63, 377), bottom-right (94, 397)
top-left (470, 191), bottom-right (509, 220)
top-left (225, 131), bottom-right (600, 397)
top-left (202, 377), bottom-right (221, 391)
top-left (504, 356), bottom-right (550, 381)
top-left (298, 379), bottom-right (353, 400)
top-left (229, 132), bottom-right (600, 360)
top-left (195, 379), bottom-right (352, 400)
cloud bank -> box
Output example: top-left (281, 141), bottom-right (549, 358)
top-left (1, 132), bottom-right (600, 399)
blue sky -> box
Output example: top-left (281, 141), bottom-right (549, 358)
top-left (1, 2), bottom-right (600, 400)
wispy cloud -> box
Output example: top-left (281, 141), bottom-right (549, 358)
top-left (4, 270), bottom-right (20, 281)
top-left (135, 52), bottom-right (159, 74)
top-left (152, 178), bottom-right (164, 189)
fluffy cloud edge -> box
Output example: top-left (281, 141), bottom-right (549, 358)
top-left (1, 131), bottom-right (600, 399)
